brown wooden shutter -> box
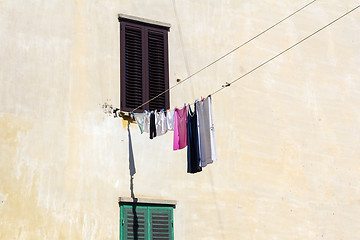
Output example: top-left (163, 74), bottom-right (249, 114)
top-left (120, 22), bottom-right (147, 112)
top-left (120, 20), bottom-right (169, 112)
top-left (146, 28), bottom-right (169, 111)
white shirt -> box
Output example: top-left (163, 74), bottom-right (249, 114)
top-left (196, 95), bottom-right (217, 167)
top-left (142, 112), bottom-right (150, 133)
top-left (208, 96), bottom-right (217, 161)
top-left (166, 109), bottom-right (175, 131)
top-left (155, 111), bottom-right (168, 136)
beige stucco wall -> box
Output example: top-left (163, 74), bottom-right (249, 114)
top-left (1, 0), bottom-right (360, 239)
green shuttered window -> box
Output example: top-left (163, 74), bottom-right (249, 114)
top-left (120, 18), bottom-right (170, 113)
top-left (120, 204), bottom-right (174, 240)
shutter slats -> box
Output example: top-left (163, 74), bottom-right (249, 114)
top-left (121, 205), bottom-right (173, 240)
top-left (121, 20), bottom-right (169, 112)
top-left (148, 30), bottom-right (166, 111)
top-left (123, 207), bottom-right (148, 240)
top-left (149, 208), bottom-right (172, 240)
top-left (124, 25), bottom-right (143, 109)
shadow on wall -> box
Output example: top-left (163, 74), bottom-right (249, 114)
top-left (128, 120), bottom-right (136, 192)
top-left (127, 121), bottom-right (139, 238)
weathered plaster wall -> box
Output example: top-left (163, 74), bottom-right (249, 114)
top-left (1, 0), bottom-right (360, 239)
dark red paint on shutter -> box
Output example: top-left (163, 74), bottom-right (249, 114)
top-left (120, 20), bottom-right (169, 113)
top-left (121, 22), bottom-right (148, 112)
top-left (147, 28), bottom-right (169, 111)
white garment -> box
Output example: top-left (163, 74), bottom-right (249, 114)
top-left (133, 113), bottom-right (145, 134)
top-left (208, 96), bottom-right (217, 162)
top-left (196, 96), bottom-right (217, 167)
top-left (142, 113), bottom-right (150, 133)
top-left (155, 111), bottom-right (168, 136)
top-left (166, 109), bottom-right (175, 131)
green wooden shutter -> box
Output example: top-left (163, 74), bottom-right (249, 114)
top-left (149, 207), bottom-right (173, 240)
top-left (121, 205), bottom-right (149, 240)
top-left (120, 204), bottom-right (174, 240)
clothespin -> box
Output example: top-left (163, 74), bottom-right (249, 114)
top-left (222, 82), bottom-right (231, 88)
top-left (113, 108), bottom-right (120, 118)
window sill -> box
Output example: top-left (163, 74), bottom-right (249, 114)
top-left (118, 197), bottom-right (177, 207)
top-left (118, 14), bottom-right (171, 29)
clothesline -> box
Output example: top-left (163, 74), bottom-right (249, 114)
top-left (130, 0), bottom-right (317, 112)
top-left (209, 4), bottom-right (360, 97)
top-left (111, 4), bottom-right (359, 120)
top-left (122, 5), bottom-right (359, 175)
top-left (131, 2), bottom-right (358, 113)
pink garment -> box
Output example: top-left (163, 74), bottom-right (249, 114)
top-left (173, 106), bottom-right (187, 150)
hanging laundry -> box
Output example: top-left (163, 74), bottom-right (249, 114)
top-left (173, 106), bottom-right (187, 150)
top-left (187, 104), bottom-right (202, 174)
top-left (196, 95), bottom-right (217, 167)
top-left (155, 110), bottom-right (168, 136)
top-left (166, 109), bottom-right (174, 131)
top-left (150, 112), bottom-right (156, 139)
top-left (142, 112), bottom-right (150, 133)
top-left (133, 113), bottom-right (146, 134)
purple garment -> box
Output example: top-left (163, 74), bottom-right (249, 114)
top-left (173, 106), bottom-right (187, 150)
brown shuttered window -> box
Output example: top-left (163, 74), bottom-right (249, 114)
top-left (120, 19), bottom-right (169, 113)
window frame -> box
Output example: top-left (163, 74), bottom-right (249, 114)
top-left (119, 17), bottom-right (170, 113)
top-left (119, 202), bottom-right (174, 240)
